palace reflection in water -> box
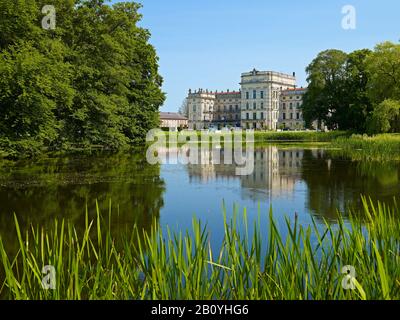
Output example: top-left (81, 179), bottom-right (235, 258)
top-left (158, 145), bottom-right (400, 221)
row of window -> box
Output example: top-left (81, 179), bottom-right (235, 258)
top-left (282, 113), bottom-right (301, 120)
top-left (282, 96), bottom-right (301, 100)
top-left (245, 102), bottom-right (264, 110)
top-left (282, 102), bottom-right (301, 109)
top-left (216, 105), bottom-right (239, 112)
top-left (193, 105), bottom-right (241, 112)
top-left (192, 104), bottom-right (301, 115)
top-left (192, 99), bottom-right (301, 113)
top-left (245, 90), bottom-right (265, 100)
top-left (244, 90), bottom-right (281, 100)
top-left (217, 115), bottom-right (240, 121)
top-left (245, 112), bottom-right (265, 120)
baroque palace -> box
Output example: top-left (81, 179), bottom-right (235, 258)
top-left (187, 69), bottom-right (307, 130)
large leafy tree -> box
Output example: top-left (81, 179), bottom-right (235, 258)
top-left (0, 0), bottom-right (165, 156)
top-left (366, 42), bottom-right (400, 103)
top-left (365, 42), bottom-right (400, 134)
top-left (302, 49), bottom-right (372, 132)
top-left (302, 49), bottom-right (348, 130)
top-left (340, 49), bottom-right (372, 132)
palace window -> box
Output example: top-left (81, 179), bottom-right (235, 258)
top-left (283, 113), bottom-right (286, 120)
top-left (253, 113), bottom-right (257, 120)
top-left (253, 90), bottom-right (257, 99)
top-left (246, 92), bottom-right (249, 100)
top-left (246, 113), bottom-right (249, 120)
top-left (296, 113), bottom-right (300, 120)
top-left (261, 102), bottom-right (264, 109)
top-left (260, 91), bottom-right (264, 99)
top-left (261, 112), bottom-right (264, 120)
top-left (253, 102), bottom-right (256, 109)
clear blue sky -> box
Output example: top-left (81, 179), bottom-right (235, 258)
top-left (112, 0), bottom-right (400, 112)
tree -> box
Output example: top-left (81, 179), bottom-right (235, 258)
top-left (367, 99), bottom-right (400, 134)
top-left (364, 42), bottom-right (400, 134)
top-left (302, 48), bottom-right (373, 132)
top-left (178, 98), bottom-right (189, 117)
top-left (366, 42), bottom-right (400, 104)
top-left (0, 0), bottom-right (165, 156)
top-left (59, 1), bottom-right (165, 147)
top-left (302, 49), bottom-right (348, 130)
top-left (340, 49), bottom-right (372, 132)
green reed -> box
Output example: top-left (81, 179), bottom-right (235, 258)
top-left (331, 134), bottom-right (400, 161)
top-left (253, 130), bottom-right (349, 142)
top-left (0, 196), bottom-right (399, 300)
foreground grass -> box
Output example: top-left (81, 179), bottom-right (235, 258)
top-left (331, 134), bottom-right (400, 161)
top-left (0, 197), bottom-right (399, 300)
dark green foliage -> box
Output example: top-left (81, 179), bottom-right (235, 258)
top-left (365, 42), bottom-right (400, 134)
top-left (367, 100), bottom-right (400, 134)
top-left (302, 49), bottom-right (349, 130)
top-left (0, 0), bottom-right (165, 157)
top-left (302, 41), bottom-right (400, 134)
top-left (341, 49), bottom-right (373, 132)
top-left (366, 42), bottom-right (400, 103)
top-left (302, 49), bottom-right (372, 132)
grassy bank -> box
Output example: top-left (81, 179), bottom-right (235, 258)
top-left (331, 134), bottom-right (400, 161)
top-left (253, 130), bottom-right (349, 142)
top-left (164, 130), bottom-right (349, 143)
top-left (1, 197), bottom-right (399, 300)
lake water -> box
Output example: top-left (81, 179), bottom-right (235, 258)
top-left (0, 145), bottom-right (399, 251)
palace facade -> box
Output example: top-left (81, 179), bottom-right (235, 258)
top-left (186, 69), bottom-right (306, 131)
